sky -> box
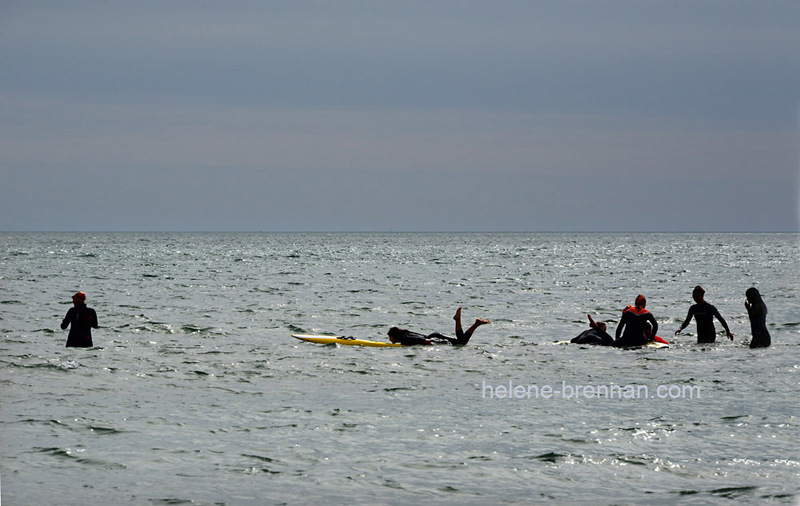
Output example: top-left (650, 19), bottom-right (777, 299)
top-left (1, 1), bottom-right (798, 232)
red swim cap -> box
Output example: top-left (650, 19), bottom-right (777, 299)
top-left (72, 291), bottom-right (86, 302)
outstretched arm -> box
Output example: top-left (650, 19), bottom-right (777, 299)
top-left (713, 308), bottom-right (733, 341)
top-left (675, 307), bottom-right (694, 335)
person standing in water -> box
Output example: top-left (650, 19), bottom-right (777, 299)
top-left (388, 307), bottom-right (489, 346)
top-left (60, 291), bottom-right (98, 348)
top-left (745, 287), bottom-right (770, 348)
top-left (613, 294), bottom-right (658, 347)
top-left (675, 286), bottom-right (734, 343)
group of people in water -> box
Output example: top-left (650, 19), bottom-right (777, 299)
top-left (385, 286), bottom-right (771, 349)
top-left (571, 285), bottom-right (770, 349)
top-left (61, 286), bottom-right (771, 350)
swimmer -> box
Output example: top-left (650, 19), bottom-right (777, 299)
top-left (675, 285), bottom-right (733, 343)
top-left (570, 314), bottom-right (614, 346)
top-left (745, 287), bottom-right (770, 348)
top-left (60, 291), bottom-right (99, 348)
top-left (388, 307), bottom-right (490, 346)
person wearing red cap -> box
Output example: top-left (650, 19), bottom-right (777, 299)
top-left (60, 291), bottom-right (98, 347)
top-left (613, 294), bottom-right (659, 347)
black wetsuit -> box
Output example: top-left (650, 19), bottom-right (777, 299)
top-left (392, 328), bottom-right (472, 346)
top-left (570, 328), bottom-right (614, 346)
top-left (746, 300), bottom-right (771, 349)
top-left (613, 308), bottom-right (658, 347)
top-left (61, 303), bottom-right (98, 347)
top-left (679, 301), bottom-right (729, 343)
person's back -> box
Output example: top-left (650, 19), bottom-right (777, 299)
top-left (745, 287), bottom-right (770, 348)
top-left (688, 301), bottom-right (718, 343)
top-left (571, 318), bottom-right (614, 346)
top-left (388, 328), bottom-right (434, 346)
top-left (61, 292), bottom-right (98, 348)
top-left (571, 328), bottom-right (613, 346)
top-left (614, 295), bottom-right (658, 348)
top-left (614, 309), bottom-right (649, 347)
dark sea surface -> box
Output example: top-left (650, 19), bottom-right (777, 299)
top-left (1, 232), bottom-right (798, 505)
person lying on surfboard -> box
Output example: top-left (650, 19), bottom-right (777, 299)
top-left (387, 307), bottom-right (490, 346)
top-left (570, 314), bottom-right (615, 345)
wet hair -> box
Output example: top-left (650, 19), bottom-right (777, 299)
top-left (746, 287), bottom-right (764, 306)
top-left (387, 327), bottom-right (404, 339)
top-left (693, 285), bottom-right (705, 296)
top-left (745, 287), bottom-right (767, 319)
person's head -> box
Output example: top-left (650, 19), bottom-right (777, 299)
top-left (387, 327), bottom-right (403, 343)
top-left (745, 287), bottom-right (761, 303)
top-left (692, 285), bottom-right (705, 303)
top-left (72, 291), bottom-right (86, 305)
top-left (596, 321), bottom-right (607, 332)
top-left (635, 294), bottom-right (646, 309)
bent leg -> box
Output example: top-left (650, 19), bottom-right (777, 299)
top-left (452, 307), bottom-right (489, 345)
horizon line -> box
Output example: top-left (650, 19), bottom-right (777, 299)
top-left (2, 230), bottom-right (798, 234)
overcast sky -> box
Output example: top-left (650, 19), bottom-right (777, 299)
top-left (1, 1), bottom-right (798, 232)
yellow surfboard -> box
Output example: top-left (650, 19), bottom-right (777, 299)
top-left (292, 334), bottom-right (404, 347)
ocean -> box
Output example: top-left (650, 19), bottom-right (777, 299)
top-left (1, 232), bottom-right (798, 504)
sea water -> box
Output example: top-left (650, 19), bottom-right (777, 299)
top-left (1, 232), bottom-right (798, 504)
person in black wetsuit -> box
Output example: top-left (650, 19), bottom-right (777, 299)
top-left (745, 287), bottom-right (770, 348)
top-left (60, 291), bottom-right (98, 348)
top-left (570, 314), bottom-right (614, 346)
top-left (387, 307), bottom-right (489, 346)
top-left (674, 286), bottom-right (734, 343)
top-left (613, 294), bottom-right (658, 347)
